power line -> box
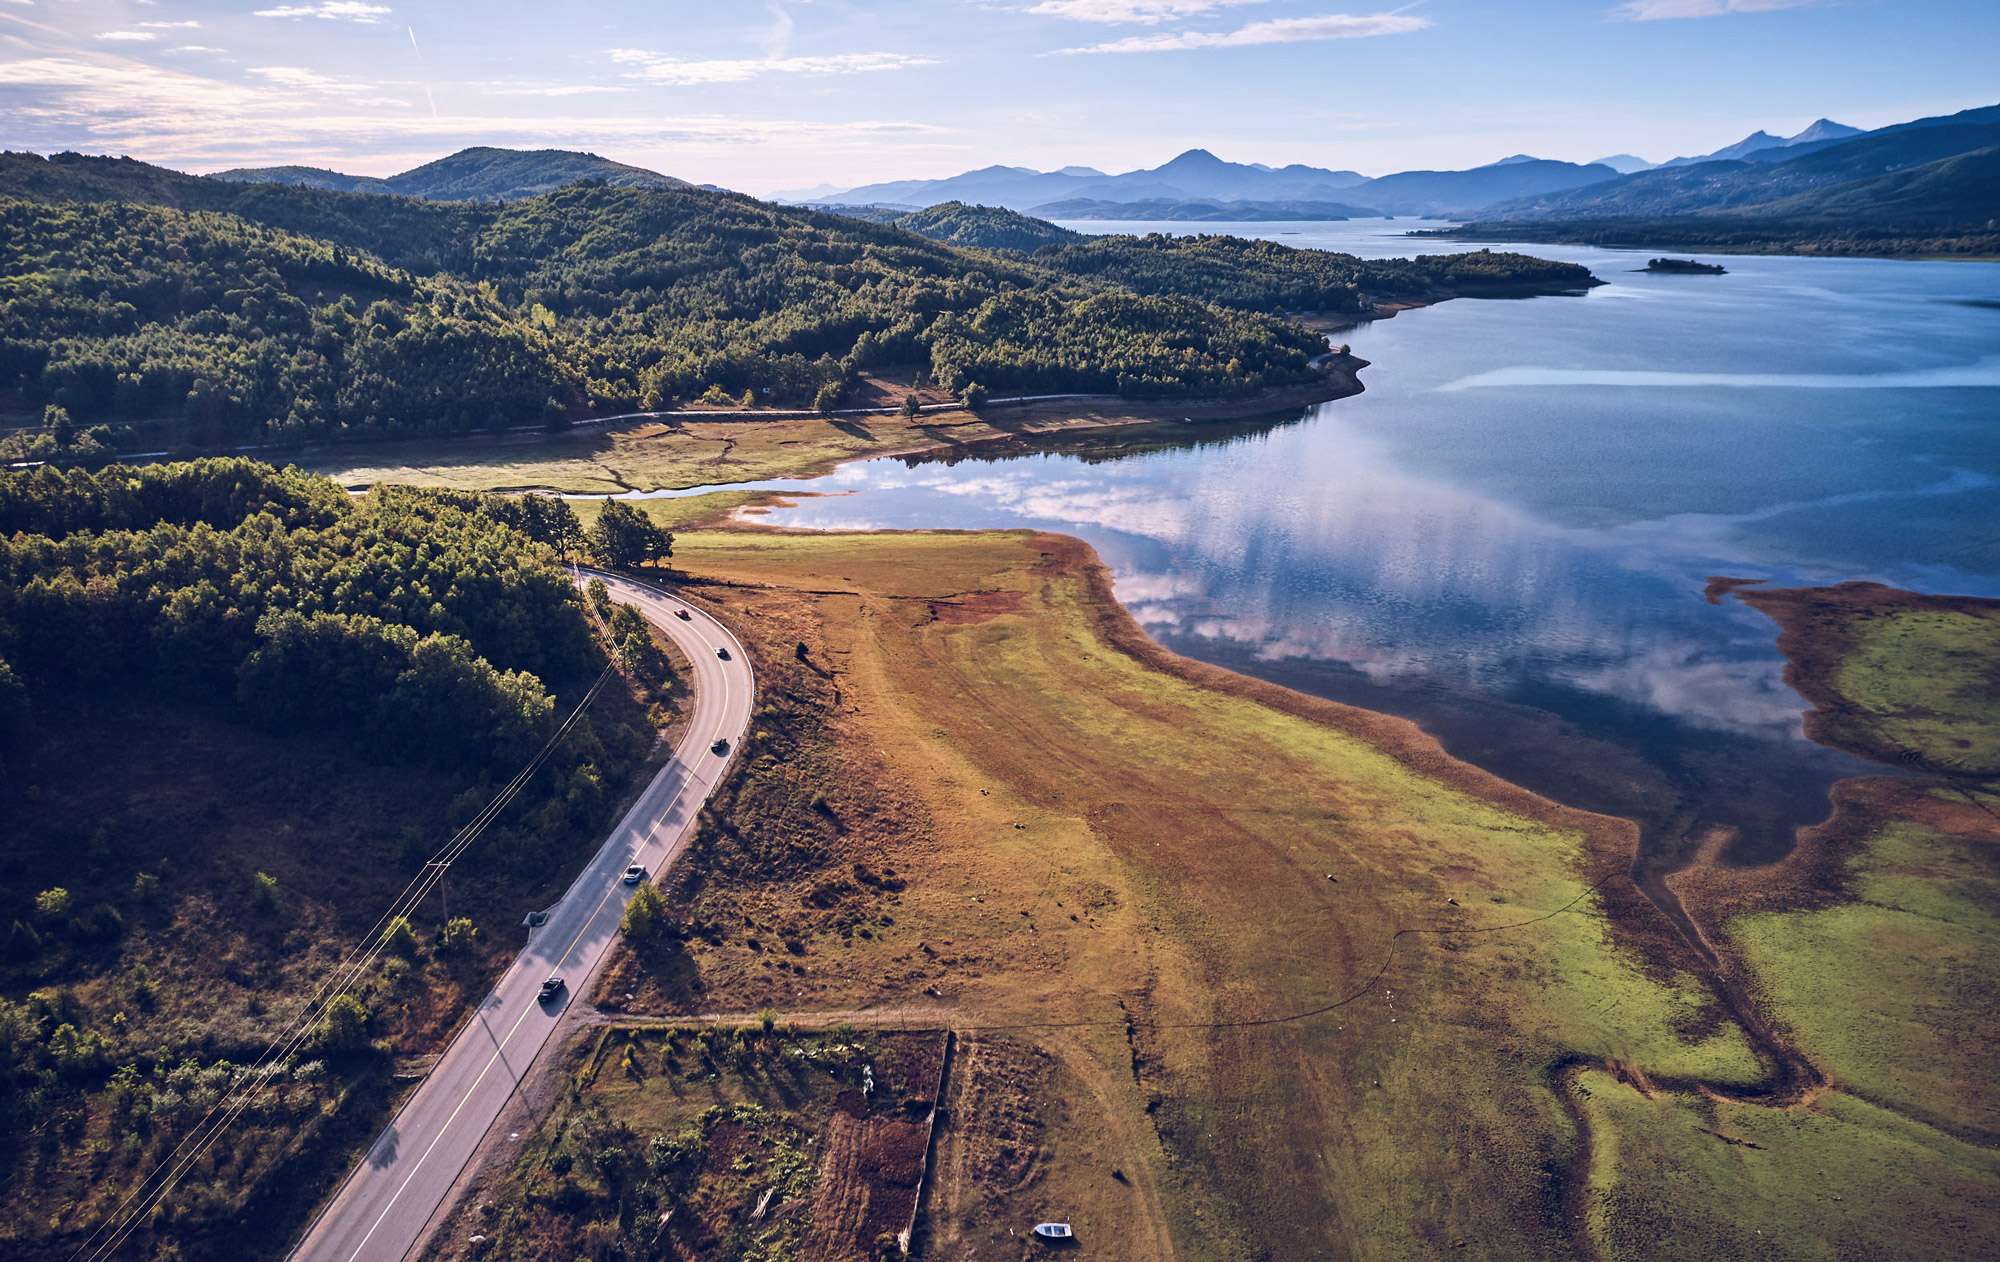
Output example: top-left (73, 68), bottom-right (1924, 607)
top-left (69, 663), bottom-right (618, 1262)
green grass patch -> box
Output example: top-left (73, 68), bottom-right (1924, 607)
top-left (1833, 607), bottom-right (2000, 774)
top-left (1579, 1071), bottom-right (2000, 1261)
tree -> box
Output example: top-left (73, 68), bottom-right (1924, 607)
top-left (251, 871), bottom-right (278, 910)
top-left (313, 995), bottom-right (371, 1053)
top-left (813, 381), bottom-right (844, 415)
top-left (901, 393), bottom-right (922, 419)
top-left (588, 500), bottom-right (673, 569)
top-left (587, 578), bottom-right (612, 618)
top-left (620, 882), bottom-right (667, 938)
top-left (960, 381), bottom-right (988, 410)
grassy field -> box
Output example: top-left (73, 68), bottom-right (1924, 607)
top-left (297, 385), bottom-right (1348, 497)
top-left (533, 528), bottom-right (2000, 1262)
top-left (408, 537), bottom-right (2000, 1261)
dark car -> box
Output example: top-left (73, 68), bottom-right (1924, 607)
top-left (714, 646), bottom-right (730, 660)
top-left (711, 738), bottom-right (729, 755)
top-left (538, 977), bottom-right (565, 1003)
top-left (674, 608), bottom-right (691, 620)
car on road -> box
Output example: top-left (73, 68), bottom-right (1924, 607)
top-left (711, 737), bottom-right (729, 754)
top-left (538, 977), bottom-right (565, 1003)
top-left (674, 608), bottom-right (691, 620)
top-left (714, 646), bottom-right (730, 660)
top-left (622, 864), bottom-right (646, 885)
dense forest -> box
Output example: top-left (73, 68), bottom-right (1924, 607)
top-left (0, 460), bottom-right (597, 767)
top-left (0, 152), bottom-right (1591, 455)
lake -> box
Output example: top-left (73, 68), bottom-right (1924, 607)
top-left (631, 219), bottom-right (2000, 873)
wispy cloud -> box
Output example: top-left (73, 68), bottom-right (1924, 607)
top-left (1058, 11), bottom-right (1430, 54)
top-left (1027, 0), bottom-right (1266, 22)
top-left (487, 83), bottom-right (633, 97)
top-left (1610, 0), bottom-right (1817, 19)
top-left (609, 49), bottom-right (934, 85)
top-left (253, 2), bottom-right (392, 23)
top-left (0, 54), bottom-right (947, 166)
top-left (96, 31), bottom-right (159, 42)
top-left (165, 46), bottom-right (227, 54)
top-left (249, 65), bottom-right (381, 93)
top-left (139, 20), bottom-right (202, 28)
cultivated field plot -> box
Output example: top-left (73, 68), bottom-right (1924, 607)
top-left (437, 1026), bottom-right (946, 1262)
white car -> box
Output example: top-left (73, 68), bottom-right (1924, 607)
top-left (622, 864), bottom-right (646, 885)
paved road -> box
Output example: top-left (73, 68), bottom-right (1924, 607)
top-left (290, 571), bottom-right (751, 1262)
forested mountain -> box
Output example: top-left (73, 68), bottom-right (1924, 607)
top-left (883, 202), bottom-right (1086, 251)
top-left (0, 152), bottom-right (1592, 456)
top-left (212, 147), bottom-right (691, 202)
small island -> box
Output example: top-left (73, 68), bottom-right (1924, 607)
top-left (1643, 257), bottom-right (1727, 274)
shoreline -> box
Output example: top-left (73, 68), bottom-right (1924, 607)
top-left (327, 358), bottom-right (1370, 498)
top-left (1730, 579), bottom-right (2000, 776)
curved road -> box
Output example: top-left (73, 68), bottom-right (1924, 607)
top-left (291, 571), bottom-right (752, 1262)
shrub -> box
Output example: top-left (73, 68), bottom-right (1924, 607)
top-left (381, 917), bottom-right (419, 957)
top-left (438, 917), bottom-right (479, 955)
top-left (33, 888), bottom-right (72, 924)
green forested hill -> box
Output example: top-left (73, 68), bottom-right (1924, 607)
top-left (886, 202), bottom-right (1086, 251)
top-left (0, 152), bottom-right (1589, 455)
top-left (1033, 234), bottom-right (1599, 312)
top-left (214, 147), bottom-right (692, 202)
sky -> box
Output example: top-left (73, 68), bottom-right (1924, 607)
top-left (1, 1), bottom-right (1994, 196)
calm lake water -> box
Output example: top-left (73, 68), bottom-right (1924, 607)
top-left (635, 219), bottom-right (2000, 870)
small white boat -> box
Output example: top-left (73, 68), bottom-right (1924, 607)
top-left (1032, 1222), bottom-right (1074, 1240)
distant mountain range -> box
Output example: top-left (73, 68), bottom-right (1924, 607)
top-left (794, 147), bottom-right (1623, 220)
top-left (1443, 103), bottom-right (2000, 256)
top-left (1477, 104), bottom-right (2000, 222)
top-left (212, 146), bottom-right (692, 202)
top-left (1653, 118), bottom-right (1864, 168)
top-left (1031, 198), bottom-right (1384, 222)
